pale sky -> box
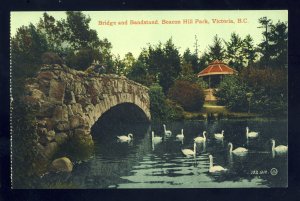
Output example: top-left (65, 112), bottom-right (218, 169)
top-left (11, 10), bottom-right (288, 59)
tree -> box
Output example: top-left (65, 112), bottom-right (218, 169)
top-left (182, 48), bottom-right (199, 73)
top-left (149, 84), bottom-right (168, 121)
top-left (65, 48), bottom-right (98, 71)
top-left (258, 17), bottom-right (272, 67)
top-left (206, 35), bottom-right (225, 62)
top-left (38, 11), bottom-right (115, 71)
top-left (268, 21), bottom-right (288, 68)
top-left (147, 42), bottom-right (164, 77)
top-left (214, 76), bottom-right (249, 112)
top-left (137, 38), bottom-right (181, 93)
top-left (168, 80), bottom-right (205, 111)
top-left (242, 35), bottom-right (257, 67)
top-left (159, 38), bottom-right (181, 93)
top-left (122, 52), bottom-right (136, 75)
top-left (37, 12), bottom-right (69, 53)
top-left (127, 60), bottom-right (150, 86)
top-left (63, 11), bottom-right (100, 49)
top-left (224, 33), bottom-right (245, 71)
top-left (258, 17), bottom-right (288, 68)
top-left (11, 24), bottom-right (49, 98)
top-left (113, 54), bottom-right (126, 75)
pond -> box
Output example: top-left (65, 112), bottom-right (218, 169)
top-left (40, 119), bottom-right (287, 188)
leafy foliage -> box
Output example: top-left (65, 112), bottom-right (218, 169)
top-left (240, 67), bottom-right (287, 115)
top-left (127, 39), bottom-right (181, 93)
top-left (182, 48), bottom-right (200, 73)
top-left (11, 24), bottom-right (48, 80)
top-left (258, 17), bottom-right (288, 68)
top-left (149, 84), bottom-right (168, 121)
top-left (149, 84), bottom-right (184, 121)
top-left (205, 35), bottom-right (225, 62)
top-left (12, 99), bottom-right (40, 188)
top-left (168, 80), bottom-right (205, 112)
top-left (214, 76), bottom-right (249, 112)
top-left (215, 68), bottom-right (287, 115)
top-left (165, 99), bottom-right (184, 120)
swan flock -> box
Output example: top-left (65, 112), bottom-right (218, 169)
top-left (116, 125), bottom-right (287, 174)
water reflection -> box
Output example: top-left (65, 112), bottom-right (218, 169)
top-left (40, 119), bottom-right (287, 188)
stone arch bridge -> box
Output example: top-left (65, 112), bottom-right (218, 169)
top-left (23, 64), bottom-right (150, 167)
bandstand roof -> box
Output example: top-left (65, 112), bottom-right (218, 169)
top-left (197, 60), bottom-right (237, 77)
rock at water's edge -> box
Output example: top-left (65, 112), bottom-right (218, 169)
top-left (51, 157), bottom-right (73, 172)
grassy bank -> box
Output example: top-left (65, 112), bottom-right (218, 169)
top-left (183, 103), bottom-right (263, 120)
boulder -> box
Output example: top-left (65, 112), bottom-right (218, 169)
top-left (31, 88), bottom-right (45, 100)
top-left (51, 157), bottom-right (73, 172)
top-left (56, 121), bottom-right (70, 131)
top-left (46, 130), bottom-right (56, 141)
top-left (37, 71), bottom-right (56, 80)
top-left (67, 105), bottom-right (74, 116)
top-left (43, 142), bottom-right (58, 159)
top-left (64, 90), bottom-right (76, 104)
top-left (71, 103), bottom-right (83, 116)
top-left (54, 132), bottom-right (68, 145)
top-left (37, 120), bottom-right (47, 127)
top-left (69, 115), bottom-right (85, 129)
top-left (49, 79), bottom-right (66, 103)
top-left (37, 101), bottom-right (56, 118)
top-left (74, 128), bottom-right (89, 137)
top-left (52, 105), bottom-right (68, 121)
top-left (37, 128), bottom-right (48, 136)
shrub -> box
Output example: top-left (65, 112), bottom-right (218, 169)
top-left (12, 98), bottom-right (40, 188)
top-left (149, 83), bottom-right (185, 121)
top-left (65, 48), bottom-right (96, 71)
top-left (41, 52), bottom-right (63, 65)
top-left (214, 75), bottom-right (249, 112)
top-left (165, 99), bottom-right (184, 120)
top-left (168, 80), bottom-right (205, 112)
top-left (215, 68), bottom-right (287, 116)
top-left (149, 84), bottom-right (168, 121)
top-left (240, 68), bottom-right (287, 115)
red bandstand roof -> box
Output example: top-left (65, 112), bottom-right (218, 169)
top-left (197, 60), bottom-right (237, 77)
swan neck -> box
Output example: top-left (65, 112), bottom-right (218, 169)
top-left (229, 143), bottom-right (233, 152)
top-left (272, 141), bottom-right (275, 151)
top-left (203, 132), bottom-right (206, 139)
top-left (209, 156), bottom-right (213, 168)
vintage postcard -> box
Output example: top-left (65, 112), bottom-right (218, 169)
top-left (10, 10), bottom-right (287, 188)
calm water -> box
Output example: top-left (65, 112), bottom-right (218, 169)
top-left (41, 119), bottom-right (287, 188)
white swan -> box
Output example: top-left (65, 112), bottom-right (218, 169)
top-left (181, 142), bottom-right (196, 158)
top-left (228, 142), bottom-right (248, 156)
top-left (163, 124), bottom-right (172, 137)
top-left (209, 155), bottom-right (227, 173)
top-left (214, 130), bottom-right (224, 140)
top-left (117, 133), bottom-right (133, 142)
top-left (194, 131), bottom-right (207, 143)
top-left (152, 131), bottom-right (162, 143)
top-left (176, 129), bottom-right (184, 140)
top-left (246, 127), bottom-right (259, 138)
top-left (271, 139), bottom-right (288, 154)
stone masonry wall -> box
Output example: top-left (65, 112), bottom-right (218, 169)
top-left (23, 64), bottom-right (150, 168)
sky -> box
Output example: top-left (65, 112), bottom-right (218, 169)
top-left (11, 10), bottom-right (288, 59)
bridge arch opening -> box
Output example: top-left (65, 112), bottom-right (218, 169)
top-left (91, 102), bottom-right (150, 138)
top-left (90, 103), bottom-right (151, 158)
